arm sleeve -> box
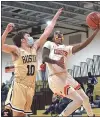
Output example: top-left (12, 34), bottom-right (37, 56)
top-left (43, 41), bottom-right (51, 49)
top-left (65, 45), bottom-right (73, 56)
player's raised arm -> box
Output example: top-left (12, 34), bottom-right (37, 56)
top-left (72, 28), bottom-right (99, 54)
top-left (2, 23), bottom-right (18, 54)
top-left (34, 8), bottom-right (63, 50)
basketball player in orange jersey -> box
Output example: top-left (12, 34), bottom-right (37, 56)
top-left (42, 28), bottom-right (100, 117)
top-left (1, 8), bottom-right (63, 117)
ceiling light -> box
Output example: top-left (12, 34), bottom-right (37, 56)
top-left (47, 21), bottom-right (51, 25)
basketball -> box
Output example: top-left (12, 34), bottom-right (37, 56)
top-left (86, 12), bottom-right (100, 29)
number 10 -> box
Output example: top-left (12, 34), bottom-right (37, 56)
top-left (27, 65), bottom-right (35, 76)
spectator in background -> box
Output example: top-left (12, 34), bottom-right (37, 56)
top-left (43, 94), bottom-right (60, 114)
top-left (55, 97), bottom-right (71, 114)
top-left (86, 72), bottom-right (98, 104)
top-left (75, 78), bottom-right (85, 92)
top-left (1, 83), bottom-right (9, 105)
top-left (43, 95), bottom-right (72, 115)
top-left (40, 62), bottom-right (46, 81)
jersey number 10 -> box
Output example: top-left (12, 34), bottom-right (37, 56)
top-left (27, 65), bottom-right (35, 76)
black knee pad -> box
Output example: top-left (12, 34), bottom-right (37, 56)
top-left (1, 109), bottom-right (13, 117)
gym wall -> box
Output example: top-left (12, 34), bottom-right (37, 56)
top-left (65, 29), bottom-right (100, 69)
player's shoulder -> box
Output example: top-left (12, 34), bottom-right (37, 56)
top-left (10, 45), bottom-right (19, 52)
top-left (65, 44), bottom-right (73, 48)
top-left (64, 45), bottom-right (73, 54)
top-left (45, 41), bottom-right (52, 44)
top-left (43, 41), bottom-right (53, 49)
top-left (44, 41), bottom-right (53, 46)
top-left (8, 44), bottom-right (18, 50)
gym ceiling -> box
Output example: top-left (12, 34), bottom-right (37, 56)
top-left (1, 1), bottom-right (100, 39)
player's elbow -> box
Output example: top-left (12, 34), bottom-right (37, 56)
top-left (42, 56), bottom-right (47, 63)
top-left (43, 27), bottom-right (53, 38)
top-left (43, 31), bottom-right (49, 39)
top-left (1, 41), bottom-right (5, 49)
top-left (2, 45), bottom-right (5, 52)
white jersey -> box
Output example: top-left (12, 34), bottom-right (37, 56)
top-left (43, 41), bottom-right (73, 75)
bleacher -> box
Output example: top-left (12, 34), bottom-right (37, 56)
top-left (94, 77), bottom-right (100, 99)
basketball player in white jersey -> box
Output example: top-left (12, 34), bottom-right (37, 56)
top-left (42, 29), bottom-right (99, 117)
top-left (2, 8), bottom-right (63, 117)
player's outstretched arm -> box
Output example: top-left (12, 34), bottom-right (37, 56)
top-left (2, 23), bottom-right (18, 54)
top-left (72, 28), bottom-right (100, 54)
top-left (34, 8), bottom-right (63, 50)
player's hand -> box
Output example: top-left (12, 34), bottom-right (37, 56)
top-left (95, 12), bottom-right (100, 29)
top-left (92, 23), bottom-right (100, 31)
top-left (56, 8), bottom-right (63, 15)
top-left (98, 23), bottom-right (100, 29)
top-left (97, 12), bottom-right (100, 28)
top-left (5, 23), bottom-right (15, 33)
top-left (56, 57), bottom-right (65, 69)
top-left (94, 25), bottom-right (100, 31)
top-left (96, 23), bottom-right (100, 29)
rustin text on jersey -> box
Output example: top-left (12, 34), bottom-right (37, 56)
top-left (22, 55), bottom-right (36, 64)
top-left (54, 49), bottom-right (68, 57)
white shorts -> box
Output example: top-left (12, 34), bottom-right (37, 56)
top-left (48, 73), bottom-right (80, 97)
